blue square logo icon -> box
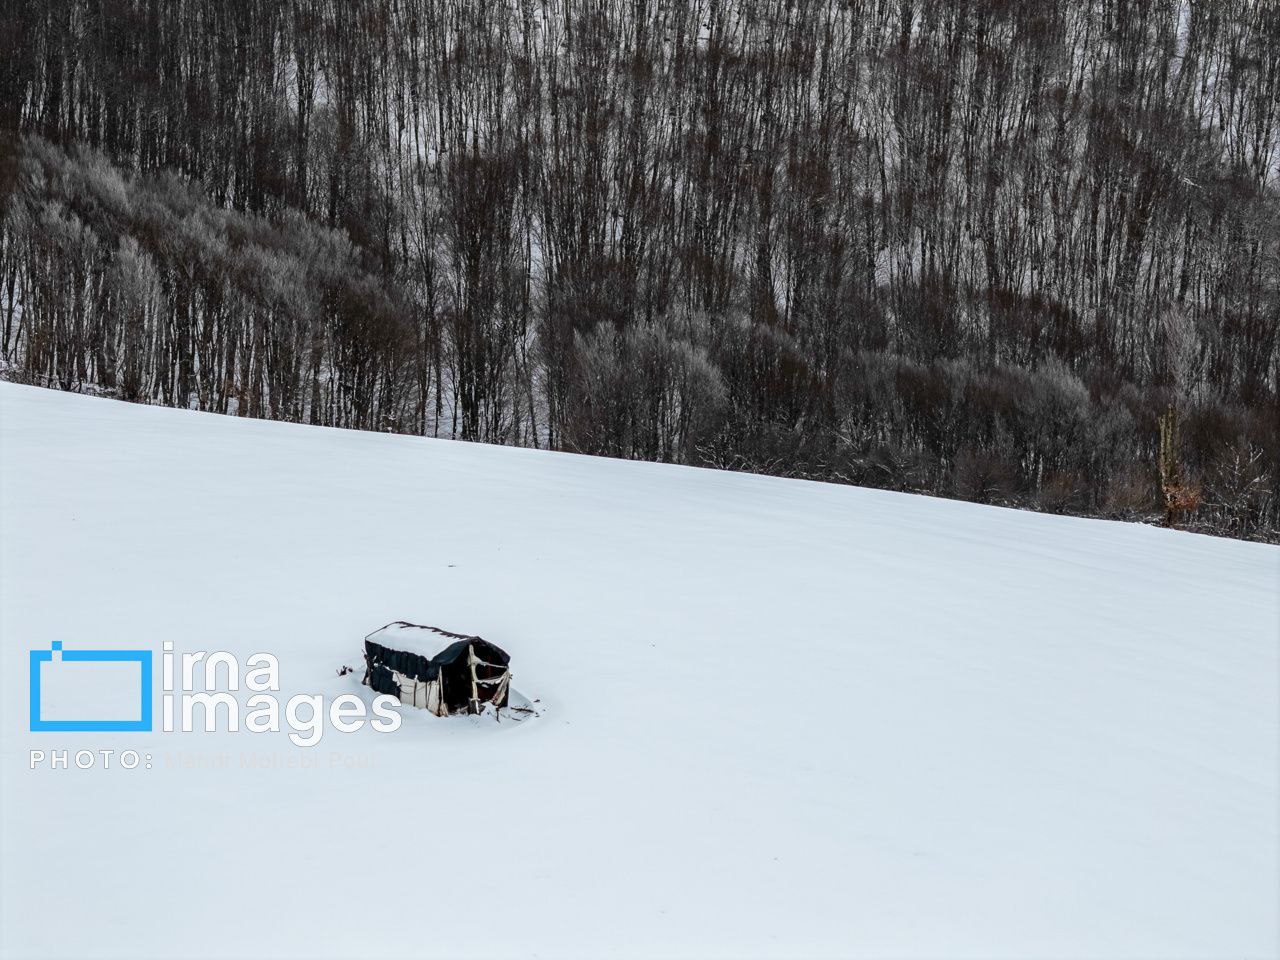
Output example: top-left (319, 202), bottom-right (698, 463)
top-left (29, 642), bottom-right (153, 732)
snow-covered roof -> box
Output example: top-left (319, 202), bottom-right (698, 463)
top-left (364, 620), bottom-right (480, 659)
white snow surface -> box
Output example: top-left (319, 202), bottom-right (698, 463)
top-left (1, 381), bottom-right (1277, 959)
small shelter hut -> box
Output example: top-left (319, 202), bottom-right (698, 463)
top-left (362, 621), bottom-right (512, 716)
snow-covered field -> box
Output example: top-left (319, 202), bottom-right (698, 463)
top-left (1, 381), bottom-right (1277, 960)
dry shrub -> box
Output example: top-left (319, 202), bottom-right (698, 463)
top-left (1038, 470), bottom-right (1085, 514)
top-left (953, 447), bottom-right (1013, 504)
top-left (1104, 465), bottom-right (1156, 519)
top-left (1163, 480), bottom-right (1202, 528)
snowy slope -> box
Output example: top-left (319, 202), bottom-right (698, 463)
top-left (1, 381), bottom-right (1277, 960)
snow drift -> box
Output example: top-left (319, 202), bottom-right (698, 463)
top-left (1, 382), bottom-right (1276, 959)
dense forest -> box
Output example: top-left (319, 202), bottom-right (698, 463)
top-left (1, 0), bottom-right (1277, 539)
